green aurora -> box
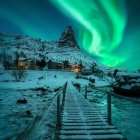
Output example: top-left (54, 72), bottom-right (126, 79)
top-left (50, 0), bottom-right (140, 70)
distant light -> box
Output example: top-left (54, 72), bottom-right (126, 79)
top-left (20, 63), bottom-right (23, 66)
top-left (74, 68), bottom-right (80, 73)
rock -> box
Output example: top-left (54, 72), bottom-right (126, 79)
top-left (58, 26), bottom-right (79, 49)
top-left (17, 98), bottom-right (27, 104)
top-left (54, 87), bottom-right (61, 92)
top-left (25, 110), bottom-right (32, 115)
top-left (89, 78), bottom-right (95, 83)
top-left (33, 87), bottom-right (47, 92)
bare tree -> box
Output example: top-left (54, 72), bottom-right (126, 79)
top-left (0, 50), bottom-right (12, 69)
top-left (63, 60), bottom-right (69, 69)
top-left (11, 69), bottom-right (25, 82)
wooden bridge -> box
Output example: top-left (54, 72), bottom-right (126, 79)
top-left (55, 83), bottom-right (126, 140)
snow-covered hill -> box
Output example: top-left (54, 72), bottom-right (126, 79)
top-left (1, 26), bottom-right (139, 77)
top-left (0, 26), bottom-right (109, 72)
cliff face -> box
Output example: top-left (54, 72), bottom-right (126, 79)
top-left (58, 26), bottom-right (79, 49)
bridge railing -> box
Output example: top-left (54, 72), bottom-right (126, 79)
top-left (56, 82), bottom-right (67, 128)
top-left (82, 84), bottom-right (140, 139)
top-left (15, 82), bottom-right (68, 140)
top-left (72, 81), bottom-right (140, 125)
top-left (53, 82), bottom-right (67, 139)
top-left (84, 85), bottom-right (140, 122)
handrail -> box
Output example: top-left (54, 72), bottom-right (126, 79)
top-left (72, 81), bottom-right (140, 126)
top-left (16, 90), bottom-right (59, 140)
top-left (54, 82), bottom-right (67, 140)
top-left (91, 85), bottom-right (140, 104)
top-left (57, 81), bottom-right (67, 126)
top-left (86, 86), bottom-right (140, 125)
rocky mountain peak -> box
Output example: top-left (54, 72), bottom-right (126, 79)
top-left (58, 26), bottom-right (79, 49)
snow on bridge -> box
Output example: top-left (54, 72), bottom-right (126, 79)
top-left (55, 83), bottom-right (126, 140)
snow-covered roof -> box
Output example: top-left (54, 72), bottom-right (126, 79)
top-left (18, 57), bottom-right (31, 61)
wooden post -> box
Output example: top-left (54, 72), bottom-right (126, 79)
top-left (57, 94), bottom-right (61, 128)
top-left (77, 83), bottom-right (81, 93)
top-left (107, 93), bottom-right (112, 125)
top-left (85, 86), bottom-right (87, 99)
top-left (63, 82), bottom-right (67, 102)
top-left (63, 89), bottom-right (65, 103)
top-left (62, 85), bottom-right (66, 109)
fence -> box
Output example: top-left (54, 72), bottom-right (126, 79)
top-left (54, 82), bottom-right (67, 139)
top-left (72, 81), bottom-right (140, 124)
top-left (80, 83), bottom-right (140, 139)
top-left (56, 82), bottom-right (67, 128)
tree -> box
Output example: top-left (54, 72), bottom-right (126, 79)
top-left (36, 59), bottom-right (46, 69)
top-left (78, 60), bottom-right (84, 71)
top-left (14, 51), bottom-right (20, 66)
top-left (11, 69), bottom-right (25, 82)
top-left (63, 60), bottom-right (69, 69)
top-left (0, 50), bottom-right (12, 69)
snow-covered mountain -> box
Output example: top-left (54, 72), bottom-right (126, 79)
top-left (58, 25), bottom-right (79, 49)
top-left (0, 26), bottom-right (108, 71)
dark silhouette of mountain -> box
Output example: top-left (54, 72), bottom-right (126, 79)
top-left (58, 26), bottom-right (79, 49)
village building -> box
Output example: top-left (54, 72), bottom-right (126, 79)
top-left (17, 57), bottom-right (35, 69)
top-left (70, 65), bottom-right (81, 72)
top-left (81, 68), bottom-right (92, 75)
top-left (47, 60), bottom-right (81, 72)
top-left (47, 60), bottom-right (64, 70)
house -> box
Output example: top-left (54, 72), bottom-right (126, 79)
top-left (17, 57), bottom-right (35, 69)
top-left (81, 68), bottom-right (92, 75)
top-left (47, 60), bottom-right (82, 72)
top-left (47, 60), bottom-right (64, 69)
top-left (71, 65), bottom-right (81, 72)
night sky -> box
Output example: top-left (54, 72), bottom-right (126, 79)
top-left (0, 0), bottom-right (140, 70)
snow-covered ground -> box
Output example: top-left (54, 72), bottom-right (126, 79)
top-left (1, 69), bottom-right (140, 140)
top-left (0, 70), bottom-right (92, 139)
top-left (0, 70), bottom-right (110, 90)
top-left (0, 88), bottom-right (61, 140)
top-left (0, 70), bottom-right (75, 89)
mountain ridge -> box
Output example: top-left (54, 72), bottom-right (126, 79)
top-left (0, 26), bottom-right (109, 73)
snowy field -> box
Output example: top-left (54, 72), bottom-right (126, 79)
top-left (0, 70), bottom-right (76, 89)
top-left (0, 70), bottom-right (91, 139)
top-left (0, 89), bottom-right (58, 140)
top-left (0, 70), bottom-right (110, 90)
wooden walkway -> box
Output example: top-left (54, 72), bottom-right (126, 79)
top-left (56, 83), bottom-right (126, 140)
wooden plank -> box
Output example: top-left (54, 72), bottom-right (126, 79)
top-left (59, 134), bottom-right (126, 140)
top-left (62, 119), bottom-right (107, 123)
top-left (61, 125), bottom-right (116, 130)
top-left (56, 84), bottom-right (126, 140)
top-left (62, 117), bottom-right (107, 120)
top-left (59, 129), bottom-right (120, 135)
top-left (61, 122), bottom-right (108, 126)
